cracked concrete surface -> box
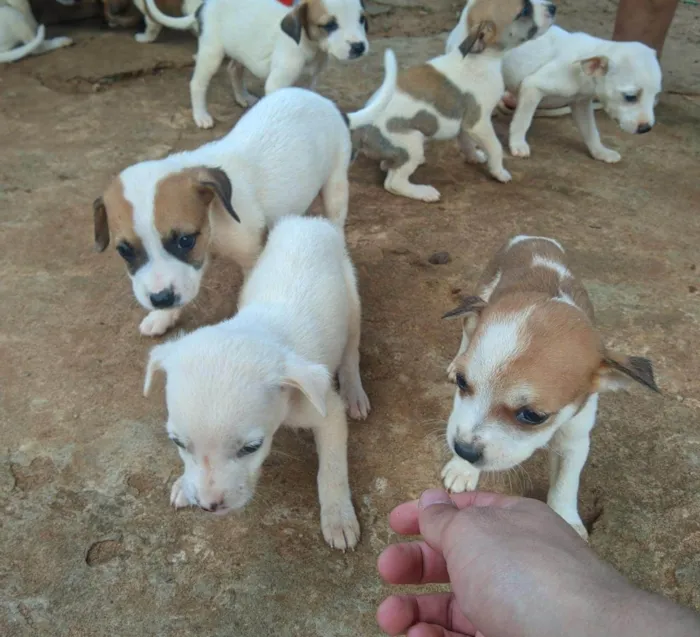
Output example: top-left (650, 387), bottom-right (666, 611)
top-left (1, 0), bottom-right (699, 635)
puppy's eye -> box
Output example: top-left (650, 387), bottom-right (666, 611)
top-left (170, 436), bottom-right (186, 449)
top-left (177, 233), bottom-right (197, 252)
top-left (360, 15), bottom-right (367, 28)
top-left (623, 94), bottom-right (639, 104)
top-left (515, 408), bottom-right (549, 426)
top-left (116, 241), bottom-right (135, 261)
top-left (321, 19), bottom-right (338, 33)
top-left (238, 440), bottom-right (263, 458)
top-left (518, 0), bottom-right (533, 18)
top-left (454, 373), bottom-right (470, 394)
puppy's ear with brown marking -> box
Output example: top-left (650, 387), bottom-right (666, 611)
top-left (280, 2), bottom-right (309, 45)
top-left (281, 353), bottom-right (331, 417)
top-left (197, 167), bottom-right (240, 223)
top-left (459, 21), bottom-right (495, 56)
top-left (93, 196), bottom-right (110, 252)
top-left (595, 350), bottom-right (660, 394)
top-left (144, 343), bottom-right (170, 397)
top-left (580, 56), bottom-right (610, 77)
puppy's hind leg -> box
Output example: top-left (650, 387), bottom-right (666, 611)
top-left (190, 43), bottom-right (225, 128)
top-left (321, 150), bottom-right (351, 227)
top-left (227, 60), bottom-right (258, 108)
top-left (458, 127), bottom-right (487, 165)
top-left (465, 116), bottom-right (512, 183)
top-left (571, 99), bottom-right (621, 163)
top-left (338, 258), bottom-right (370, 420)
top-left (383, 132), bottom-right (440, 202)
top-left (135, 15), bottom-right (163, 43)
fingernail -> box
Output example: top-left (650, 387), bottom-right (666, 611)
top-left (418, 489), bottom-right (455, 510)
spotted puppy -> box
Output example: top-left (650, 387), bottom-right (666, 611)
top-left (500, 26), bottom-right (662, 162)
top-left (93, 49), bottom-right (396, 337)
top-left (442, 235), bottom-right (658, 539)
top-left (352, 0), bottom-right (554, 202)
top-left (144, 0), bottom-right (369, 128)
top-left (143, 216), bottom-right (370, 550)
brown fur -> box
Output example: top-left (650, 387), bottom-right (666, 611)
top-left (281, 0), bottom-right (331, 44)
top-left (99, 177), bottom-right (139, 250)
top-left (103, 0), bottom-right (144, 28)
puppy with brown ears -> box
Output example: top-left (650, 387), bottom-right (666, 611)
top-left (441, 235), bottom-right (659, 539)
top-left (352, 0), bottom-right (555, 202)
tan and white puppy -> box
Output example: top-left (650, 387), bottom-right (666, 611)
top-left (144, 0), bottom-right (370, 128)
top-left (0, 0), bottom-right (72, 63)
top-left (143, 216), bottom-right (370, 551)
top-left (442, 235), bottom-right (658, 538)
top-left (93, 50), bottom-right (396, 337)
top-left (351, 0), bottom-right (555, 203)
top-left (501, 26), bottom-right (662, 162)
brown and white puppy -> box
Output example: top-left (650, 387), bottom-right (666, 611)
top-left (352, 0), bottom-right (555, 202)
top-left (442, 235), bottom-right (658, 538)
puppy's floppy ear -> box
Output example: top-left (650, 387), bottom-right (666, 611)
top-left (144, 343), bottom-right (170, 397)
top-left (281, 353), bottom-right (331, 417)
top-left (580, 56), bottom-right (610, 77)
top-left (442, 295), bottom-right (487, 320)
top-left (196, 167), bottom-right (240, 223)
top-left (280, 2), bottom-right (309, 45)
top-left (595, 350), bottom-right (659, 394)
top-left (93, 196), bottom-right (110, 252)
top-left (459, 21), bottom-right (495, 56)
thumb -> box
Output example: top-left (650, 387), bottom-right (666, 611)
top-left (418, 489), bottom-right (459, 551)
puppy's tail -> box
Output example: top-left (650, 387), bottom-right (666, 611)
top-left (144, 0), bottom-right (197, 30)
top-left (0, 25), bottom-right (45, 64)
top-left (344, 48), bottom-right (397, 130)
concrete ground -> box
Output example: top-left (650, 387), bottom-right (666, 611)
top-left (1, 1), bottom-right (699, 635)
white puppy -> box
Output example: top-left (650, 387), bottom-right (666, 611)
top-left (441, 235), bottom-right (659, 539)
top-left (0, 0), bottom-right (72, 63)
top-left (144, 0), bottom-right (370, 128)
top-left (93, 49), bottom-right (396, 337)
top-left (130, 0), bottom-right (202, 43)
top-left (353, 0), bottom-right (555, 203)
top-left (500, 25), bottom-right (662, 162)
top-left (143, 216), bottom-right (370, 551)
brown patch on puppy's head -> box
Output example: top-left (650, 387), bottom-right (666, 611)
top-left (281, 0), bottom-right (329, 44)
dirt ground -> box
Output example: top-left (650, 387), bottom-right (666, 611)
top-left (1, 0), bottom-right (699, 635)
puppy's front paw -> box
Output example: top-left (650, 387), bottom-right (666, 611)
top-left (591, 147), bottom-right (621, 163)
top-left (411, 185), bottom-right (441, 203)
top-left (321, 500), bottom-right (360, 551)
top-left (441, 457), bottom-right (480, 493)
top-left (492, 167), bottom-right (513, 183)
top-left (135, 32), bottom-right (157, 43)
top-left (193, 111), bottom-right (215, 129)
top-left (170, 476), bottom-right (192, 509)
top-left (509, 139), bottom-right (531, 158)
top-left (342, 384), bottom-right (371, 421)
top-left (465, 149), bottom-right (487, 164)
top-left (139, 309), bottom-right (181, 337)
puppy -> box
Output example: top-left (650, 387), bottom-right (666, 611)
top-left (353, 0), bottom-right (555, 202)
top-left (441, 235), bottom-right (658, 539)
top-left (500, 25), bottom-right (662, 162)
top-left (118, 0), bottom-right (201, 43)
top-left (143, 216), bottom-right (370, 551)
top-left (93, 49), bottom-right (396, 337)
top-left (143, 0), bottom-right (370, 128)
top-left (0, 0), bottom-right (72, 63)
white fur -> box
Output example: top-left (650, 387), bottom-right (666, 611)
top-left (111, 51), bottom-right (396, 336)
top-left (508, 234), bottom-right (564, 252)
top-left (532, 254), bottom-right (571, 279)
top-left (132, 0), bottom-right (202, 43)
top-left (144, 216), bottom-right (370, 551)
top-left (143, 0), bottom-right (369, 128)
top-left (501, 25), bottom-right (662, 161)
top-left (0, 0), bottom-right (72, 63)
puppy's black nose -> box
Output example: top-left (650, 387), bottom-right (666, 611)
top-left (150, 288), bottom-right (175, 308)
top-left (201, 500), bottom-right (222, 513)
top-left (453, 441), bottom-right (483, 465)
top-left (349, 42), bottom-right (366, 58)
top-left (547, 3), bottom-right (556, 17)
top-left (636, 123), bottom-right (652, 134)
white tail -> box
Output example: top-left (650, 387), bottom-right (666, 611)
top-left (0, 24), bottom-right (45, 63)
top-left (144, 0), bottom-right (198, 30)
top-left (345, 48), bottom-right (398, 130)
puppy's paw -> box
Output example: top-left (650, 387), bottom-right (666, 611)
top-left (139, 309), bottom-right (181, 337)
top-left (492, 167), bottom-right (513, 183)
top-left (321, 500), bottom-right (360, 551)
top-left (135, 32), bottom-right (157, 43)
top-left (441, 457), bottom-right (480, 493)
top-left (509, 139), bottom-right (531, 158)
top-left (465, 149), bottom-right (487, 165)
top-left (193, 111), bottom-right (215, 129)
top-left (342, 384), bottom-right (371, 421)
top-left (170, 477), bottom-right (192, 509)
top-left (591, 147), bottom-right (621, 164)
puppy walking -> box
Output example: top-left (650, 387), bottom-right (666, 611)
top-left (93, 49), bottom-right (396, 337)
top-left (441, 235), bottom-right (658, 538)
top-left (353, 0), bottom-right (555, 202)
top-left (144, 0), bottom-right (370, 128)
top-left (144, 216), bottom-right (371, 551)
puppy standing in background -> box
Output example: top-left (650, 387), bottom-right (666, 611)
top-left (441, 236), bottom-right (658, 538)
top-left (144, 0), bottom-right (370, 128)
top-left (353, 0), bottom-right (556, 203)
top-left (143, 216), bottom-right (371, 551)
top-left (500, 26), bottom-right (662, 162)
top-left (93, 50), bottom-right (397, 337)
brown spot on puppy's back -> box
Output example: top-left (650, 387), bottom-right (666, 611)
top-left (387, 110), bottom-right (439, 137)
top-left (352, 125), bottom-right (409, 169)
top-left (397, 64), bottom-right (472, 121)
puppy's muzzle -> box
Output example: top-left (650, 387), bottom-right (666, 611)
top-left (636, 123), bottom-right (652, 134)
top-left (200, 498), bottom-right (225, 513)
top-left (349, 42), bottom-right (366, 59)
top-left (453, 440), bottom-right (484, 465)
top-left (150, 287), bottom-right (178, 309)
